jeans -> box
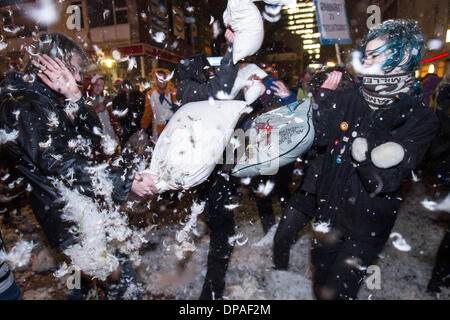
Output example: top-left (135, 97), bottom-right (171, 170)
top-left (0, 281), bottom-right (22, 300)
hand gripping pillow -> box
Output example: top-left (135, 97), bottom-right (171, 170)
top-left (228, 64), bottom-right (268, 100)
top-left (147, 100), bottom-right (250, 193)
top-left (231, 98), bottom-right (314, 177)
top-left (223, 0), bottom-right (264, 64)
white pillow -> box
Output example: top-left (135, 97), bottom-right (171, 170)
top-left (228, 64), bottom-right (268, 99)
top-left (223, 0), bottom-right (264, 64)
top-left (146, 100), bottom-right (250, 192)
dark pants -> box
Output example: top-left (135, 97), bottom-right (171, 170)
top-left (200, 164), bottom-right (293, 299)
top-left (0, 282), bottom-right (22, 300)
top-left (273, 190), bottom-right (315, 269)
top-left (311, 232), bottom-right (384, 300)
top-left (200, 176), bottom-right (237, 300)
top-left (428, 221), bottom-right (450, 293)
top-left (254, 164), bottom-right (293, 234)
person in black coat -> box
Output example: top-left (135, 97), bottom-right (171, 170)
top-left (273, 20), bottom-right (440, 299)
top-left (198, 70), bottom-right (297, 300)
top-left (426, 75), bottom-right (450, 294)
top-left (0, 33), bottom-right (158, 287)
top-left (273, 67), bottom-right (357, 271)
top-left (175, 29), bottom-right (239, 106)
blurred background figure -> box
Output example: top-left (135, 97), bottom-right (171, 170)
top-left (421, 73), bottom-right (443, 108)
top-left (296, 68), bottom-right (314, 101)
top-left (141, 69), bottom-right (177, 141)
top-left (425, 72), bottom-right (450, 294)
top-left (86, 74), bottom-right (123, 159)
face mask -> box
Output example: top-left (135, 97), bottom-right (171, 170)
top-left (362, 72), bottom-right (414, 109)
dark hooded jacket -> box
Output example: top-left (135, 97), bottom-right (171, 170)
top-left (175, 46), bottom-right (238, 105)
top-left (426, 81), bottom-right (450, 186)
top-left (0, 72), bottom-right (134, 248)
top-left (295, 83), bottom-right (439, 244)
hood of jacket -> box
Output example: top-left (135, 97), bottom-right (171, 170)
top-left (178, 54), bottom-right (208, 83)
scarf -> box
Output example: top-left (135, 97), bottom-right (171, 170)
top-left (362, 72), bottom-right (415, 109)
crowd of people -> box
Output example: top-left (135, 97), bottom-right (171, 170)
top-left (0, 19), bottom-right (448, 300)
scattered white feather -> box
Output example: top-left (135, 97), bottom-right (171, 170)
top-left (39, 136), bottom-right (52, 149)
top-left (312, 221), bottom-right (331, 233)
top-left (421, 193), bottom-right (450, 213)
top-left (64, 102), bottom-right (79, 120)
top-left (127, 56), bottom-right (137, 71)
top-left (47, 112), bottom-right (59, 128)
top-left (411, 170), bottom-right (420, 182)
top-left (112, 108), bottom-right (128, 118)
top-left (228, 233), bottom-right (248, 246)
top-left (255, 180), bottom-right (275, 196)
top-left (3, 26), bottom-right (22, 34)
top-left (0, 240), bottom-right (35, 269)
top-left (428, 39), bottom-right (443, 51)
top-left (256, 0), bottom-right (296, 6)
top-left (389, 232), bottom-right (411, 252)
top-left (26, 0), bottom-right (58, 25)
top-left (0, 129), bottom-right (18, 144)
top-left (212, 20), bottom-right (221, 39)
top-left (103, 9), bottom-right (111, 20)
top-left (101, 134), bottom-right (118, 155)
top-left (174, 201), bottom-right (205, 260)
top-left (240, 177), bottom-right (251, 185)
top-left (55, 171), bottom-right (148, 280)
top-left (224, 203), bottom-right (240, 210)
top-left (53, 262), bottom-right (70, 278)
top-left (152, 31), bottom-right (166, 43)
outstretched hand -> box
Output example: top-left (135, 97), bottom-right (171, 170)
top-left (321, 71), bottom-right (342, 91)
top-left (270, 80), bottom-right (291, 98)
top-left (32, 55), bottom-right (82, 102)
top-left (131, 173), bottom-right (159, 197)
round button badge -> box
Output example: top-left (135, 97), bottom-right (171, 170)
top-left (340, 122), bottom-right (349, 131)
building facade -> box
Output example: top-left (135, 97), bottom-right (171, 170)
top-left (0, 0), bottom-right (213, 91)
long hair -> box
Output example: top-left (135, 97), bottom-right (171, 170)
top-left (360, 20), bottom-right (425, 73)
top-left (22, 32), bottom-right (88, 78)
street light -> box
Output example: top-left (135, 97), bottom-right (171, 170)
top-left (102, 58), bottom-right (116, 69)
top-left (101, 57), bottom-right (116, 97)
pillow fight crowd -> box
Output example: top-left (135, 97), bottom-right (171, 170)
top-left (0, 18), bottom-right (449, 300)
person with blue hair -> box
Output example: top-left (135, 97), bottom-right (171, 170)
top-left (272, 19), bottom-right (439, 299)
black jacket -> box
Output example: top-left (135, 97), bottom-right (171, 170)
top-left (175, 46), bottom-right (238, 105)
top-left (426, 82), bottom-right (450, 185)
top-left (303, 84), bottom-right (439, 243)
top-left (0, 72), bottom-right (134, 248)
